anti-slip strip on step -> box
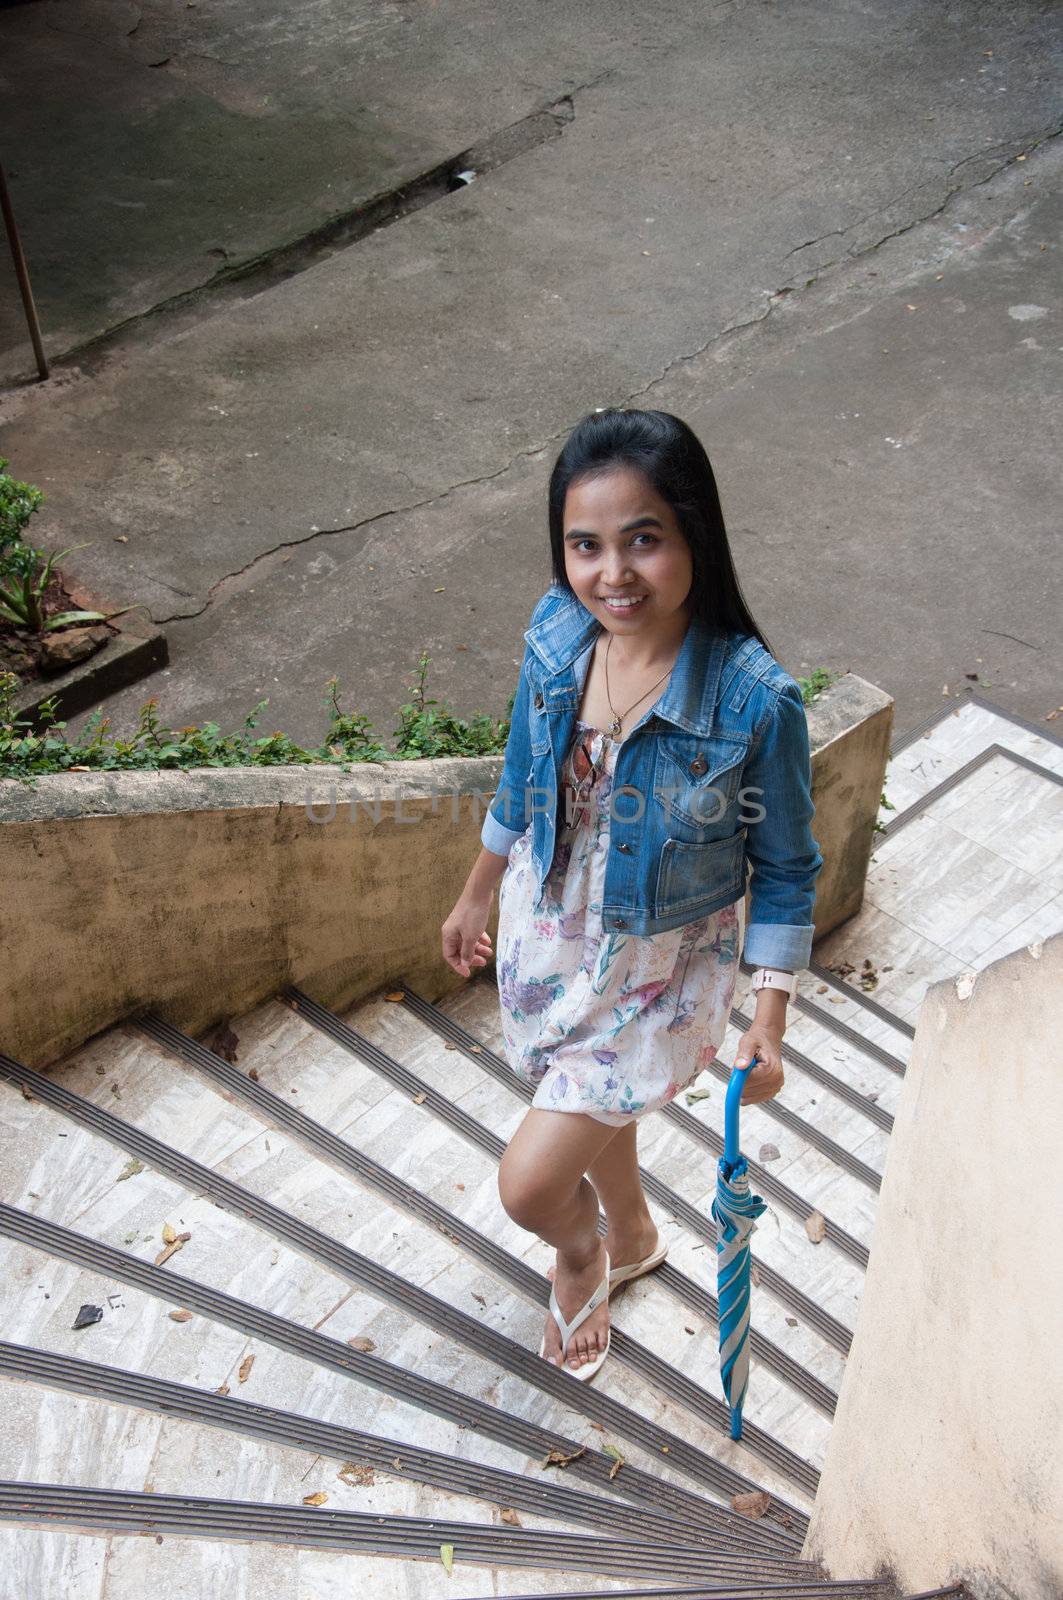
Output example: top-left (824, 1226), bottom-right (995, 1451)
top-left (395, 986), bottom-right (853, 1360)
top-left (698, 1058), bottom-right (881, 1190)
top-left (135, 1011), bottom-right (832, 1414)
top-left (878, 743), bottom-right (1063, 844)
top-left (0, 1341), bottom-right (812, 1576)
top-left (802, 965), bottom-right (916, 1043)
top-left (228, 997), bottom-right (838, 1411)
top-left (129, 1018), bottom-right (818, 1501)
top-left (806, 738), bottom-right (1063, 1041)
top-left (0, 1209), bottom-right (787, 1554)
top-left (0, 1481), bottom-right (801, 1581)
top-left (460, 1584), bottom-right (889, 1600)
top-left (729, 1008), bottom-right (896, 1128)
top-left (786, 995), bottom-right (908, 1078)
top-left (0, 1060), bottom-right (812, 1533)
top-left (889, 690), bottom-right (1063, 758)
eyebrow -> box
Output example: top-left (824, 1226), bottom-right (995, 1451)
top-left (563, 516), bottom-right (665, 542)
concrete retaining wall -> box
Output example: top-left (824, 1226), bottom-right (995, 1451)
top-left (0, 671), bottom-right (891, 1065)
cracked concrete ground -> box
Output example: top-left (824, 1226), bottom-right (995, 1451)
top-left (0, 0), bottom-right (1060, 746)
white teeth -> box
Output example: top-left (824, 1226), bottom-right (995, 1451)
top-left (602, 596), bottom-right (645, 607)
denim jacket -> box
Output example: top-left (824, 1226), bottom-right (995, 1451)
top-left (480, 583), bottom-right (824, 971)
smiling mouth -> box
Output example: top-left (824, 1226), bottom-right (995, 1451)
top-left (599, 594), bottom-right (648, 608)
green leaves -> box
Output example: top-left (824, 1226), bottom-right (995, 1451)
top-left (1, 650), bottom-right (512, 787)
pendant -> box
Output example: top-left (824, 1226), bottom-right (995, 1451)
top-left (609, 714), bottom-right (623, 738)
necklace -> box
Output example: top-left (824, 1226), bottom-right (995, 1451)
top-left (603, 630), bottom-right (677, 740)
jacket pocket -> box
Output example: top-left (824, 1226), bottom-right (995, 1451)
top-left (655, 826), bottom-right (747, 914)
top-left (655, 731), bottom-right (751, 835)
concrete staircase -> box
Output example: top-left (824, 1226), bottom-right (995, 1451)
top-left (0, 692), bottom-right (1058, 1598)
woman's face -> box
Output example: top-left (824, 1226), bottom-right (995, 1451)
top-left (562, 465), bottom-right (694, 635)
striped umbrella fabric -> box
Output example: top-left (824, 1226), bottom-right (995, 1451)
top-left (711, 1060), bottom-right (767, 1441)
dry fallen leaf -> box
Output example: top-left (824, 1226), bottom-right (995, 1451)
top-left (684, 1086), bottom-right (712, 1105)
top-left (751, 1263), bottom-right (761, 1287)
top-left (439, 1543), bottom-right (454, 1575)
top-left (587, 1421), bottom-right (605, 1432)
top-left (758, 1143), bottom-right (780, 1163)
top-left (216, 1382), bottom-right (230, 1395)
top-left (499, 1507), bottom-right (521, 1526)
top-left (785, 1317), bottom-right (798, 1328)
top-left (731, 1490), bottom-right (771, 1519)
top-left (302, 1491), bottom-right (328, 1506)
top-left (338, 1462), bottom-right (375, 1487)
top-left (412, 1092), bottom-right (426, 1105)
top-left (602, 1443), bottom-right (625, 1480)
top-left (117, 1159), bottom-right (144, 1182)
top-left (385, 991), bottom-right (404, 1002)
top-left (444, 1042), bottom-right (458, 1050)
top-left (238, 1354), bottom-right (255, 1383)
top-left (805, 1211), bottom-right (826, 1244)
top-left (162, 1224), bottom-right (177, 1244)
top-left (684, 1325), bottom-right (695, 1334)
top-left (154, 1231), bottom-right (191, 1267)
top-left (468, 1045), bottom-right (482, 1054)
top-left (471, 1293), bottom-right (487, 1309)
top-left (455, 1182), bottom-right (465, 1192)
top-left (347, 1336), bottom-right (376, 1353)
top-left (542, 1446), bottom-right (586, 1470)
top-left (168, 1309), bottom-right (192, 1323)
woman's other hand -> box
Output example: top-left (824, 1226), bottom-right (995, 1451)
top-left (734, 1025), bottom-right (784, 1103)
top-left (442, 894), bottom-right (494, 978)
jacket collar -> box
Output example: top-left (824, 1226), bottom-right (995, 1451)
top-left (524, 587), bottom-right (742, 737)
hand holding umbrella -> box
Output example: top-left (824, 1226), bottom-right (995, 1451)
top-left (711, 1055), bottom-right (768, 1441)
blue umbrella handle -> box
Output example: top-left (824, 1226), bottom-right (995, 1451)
top-left (724, 1054), bottom-right (760, 1168)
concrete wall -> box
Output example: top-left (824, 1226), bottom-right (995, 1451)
top-left (0, 671), bottom-right (891, 1066)
top-left (803, 931), bottom-right (1063, 1599)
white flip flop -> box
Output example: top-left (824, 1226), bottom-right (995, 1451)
top-left (538, 1251), bottom-right (611, 1381)
top-left (608, 1239), bottom-right (668, 1290)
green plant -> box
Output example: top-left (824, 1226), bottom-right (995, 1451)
top-left (796, 666), bottom-right (842, 705)
top-left (0, 457), bottom-right (44, 554)
top-left (873, 787), bottom-right (896, 835)
top-left (0, 456), bottom-right (111, 634)
top-left (0, 657), bottom-right (516, 788)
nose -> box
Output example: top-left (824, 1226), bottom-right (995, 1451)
top-left (602, 551), bottom-right (635, 585)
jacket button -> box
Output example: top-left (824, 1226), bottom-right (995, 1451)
top-left (615, 918), bottom-right (627, 929)
top-left (690, 752), bottom-right (708, 776)
top-left (616, 841), bottom-right (631, 853)
top-left (534, 691), bottom-right (544, 708)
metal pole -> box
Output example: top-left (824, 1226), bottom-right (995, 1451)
top-left (0, 159), bottom-right (48, 381)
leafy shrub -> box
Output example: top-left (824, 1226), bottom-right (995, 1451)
top-left (0, 653), bottom-right (517, 788)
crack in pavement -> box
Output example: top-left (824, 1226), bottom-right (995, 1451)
top-left (783, 119), bottom-right (1063, 267)
top-left (154, 119), bottom-right (1060, 628)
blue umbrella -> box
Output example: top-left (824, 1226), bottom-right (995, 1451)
top-left (711, 1057), bottom-right (768, 1441)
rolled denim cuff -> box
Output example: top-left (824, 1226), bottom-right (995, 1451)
top-left (481, 807), bottom-right (525, 858)
top-left (742, 921), bottom-right (814, 972)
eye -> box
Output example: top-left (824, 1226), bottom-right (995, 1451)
top-left (572, 534), bottom-right (658, 552)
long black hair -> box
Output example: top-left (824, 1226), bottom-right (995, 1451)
top-left (547, 407), bottom-right (774, 657)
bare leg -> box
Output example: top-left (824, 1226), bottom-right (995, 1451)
top-left (586, 1120), bottom-right (660, 1274)
top-left (498, 1107), bottom-right (622, 1370)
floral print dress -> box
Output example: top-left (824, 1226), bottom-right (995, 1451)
top-left (495, 718), bottom-right (743, 1126)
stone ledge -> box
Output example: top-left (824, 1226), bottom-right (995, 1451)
top-left (11, 603), bottom-right (168, 730)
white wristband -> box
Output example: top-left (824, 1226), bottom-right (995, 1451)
top-left (750, 967), bottom-right (797, 1002)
